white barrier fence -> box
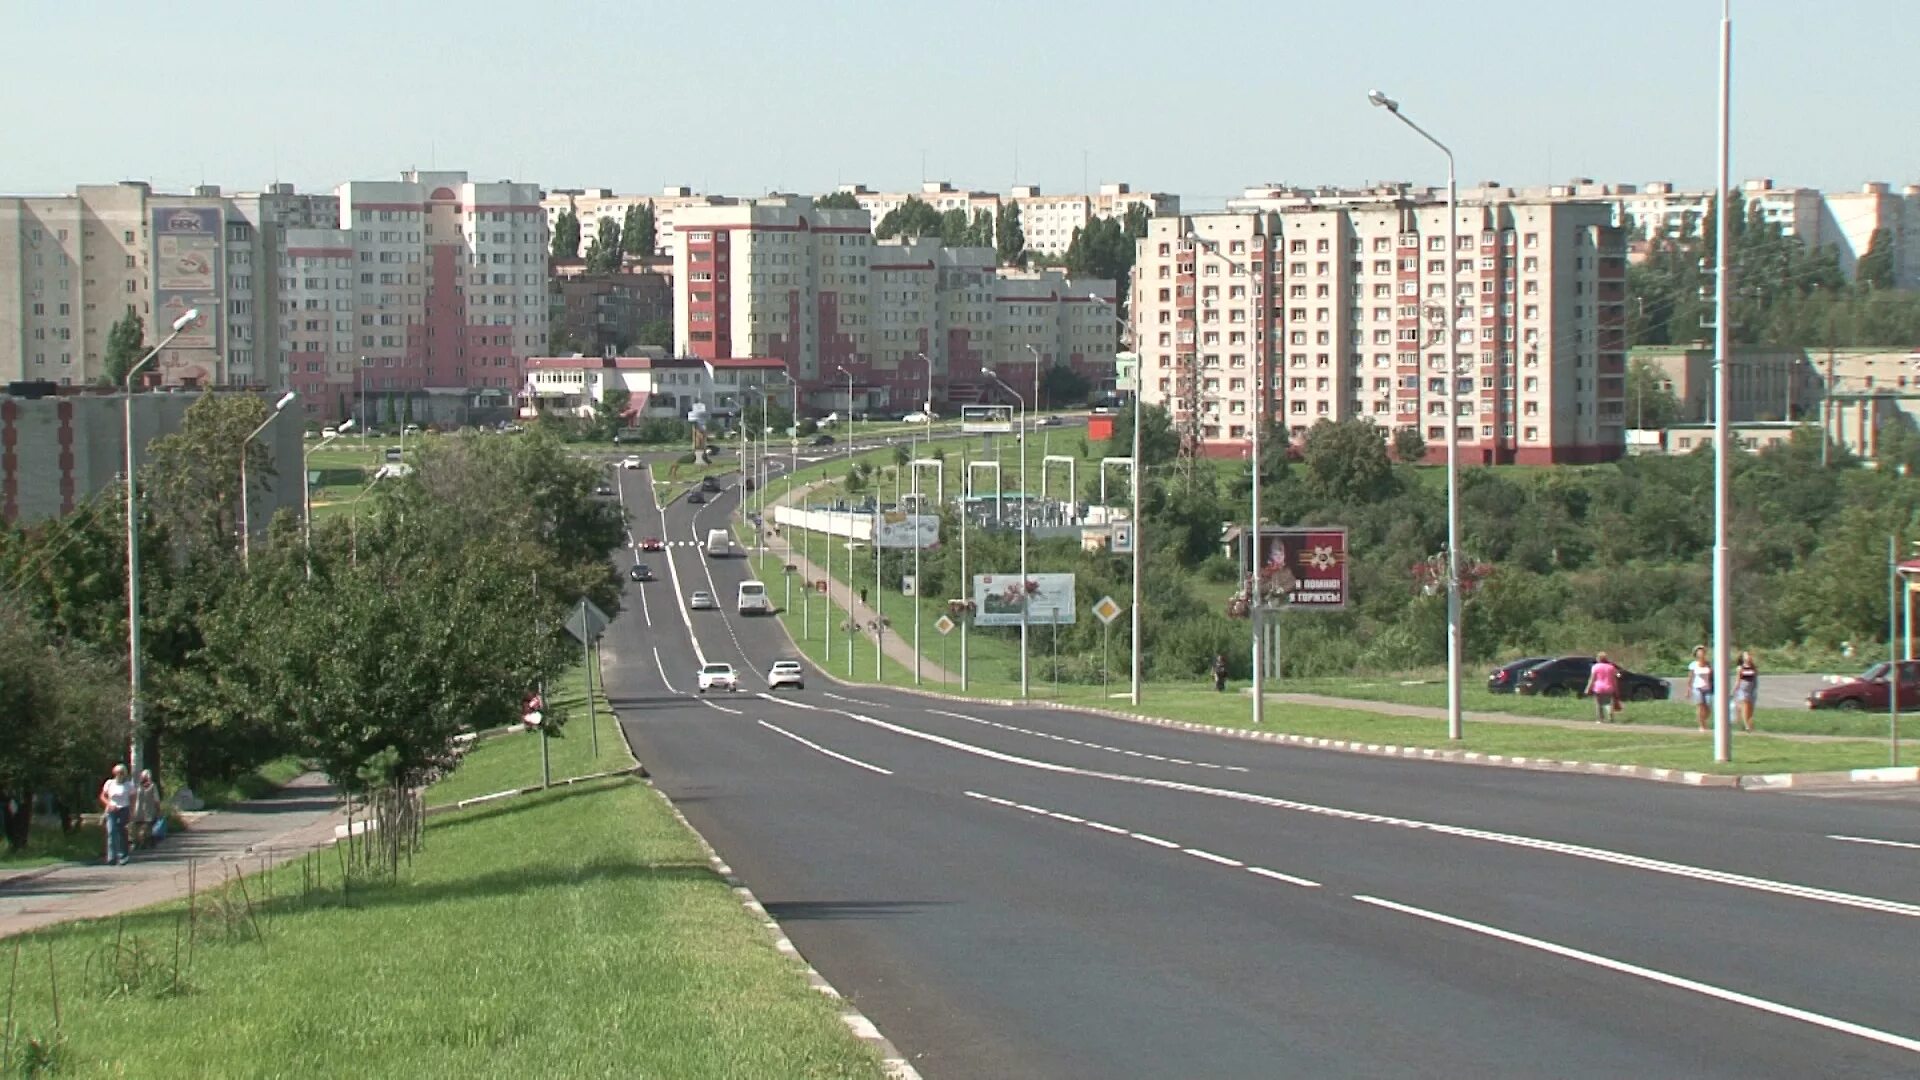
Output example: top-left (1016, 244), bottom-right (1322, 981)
top-left (772, 505), bottom-right (875, 541)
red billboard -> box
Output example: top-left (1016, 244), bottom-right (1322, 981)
top-left (1246, 527), bottom-right (1349, 611)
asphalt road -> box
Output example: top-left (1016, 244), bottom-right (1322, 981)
top-left (604, 470), bottom-right (1920, 1079)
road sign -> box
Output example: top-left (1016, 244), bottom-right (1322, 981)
top-left (934, 614), bottom-right (956, 636)
top-left (1110, 523), bottom-right (1134, 554)
top-left (563, 597), bottom-right (611, 643)
top-left (1092, 596), bottom-right (1122, 625)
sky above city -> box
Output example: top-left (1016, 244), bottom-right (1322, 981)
top-left (7, 0), bottom-right (1915, 204)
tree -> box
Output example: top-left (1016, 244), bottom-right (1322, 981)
top-left (143, 392), bottom-right (277, 558)
top-left (638, 319), bottom-right (673, 351)
top-left (1039, 363), bottom-right (1092, 409)
top-left (876, 197), bottom-right (943, 241)
top-left (996, 201), bottom-right (1026, 265)
top-left (595, 387), bottom-right (632, 439)
top-left (1856, 228), bottom-right (1896, 291)
top-left (102, 310), bottom-right (147, 386)
top-left (938, 208), bottom-right (971, 247)
top-left (1299, 419), bottom-right (1397, 504)
top-left (584, 217), bottom-right (623, 273)
top-left (1392, 426), bottom-right (1428, 464)
top-left (968, 209), bottom-right (995, 247)
top-left (1110, 400), bottom-right (1177, 463)
top-left (1626, 358), bottom-right (1685, 428)
top-left (622, 201), bottom-right (656, 258)
top-left (551, 209), bottom-right (581, 260)
top-left (0, 605), bottom-right (126, 851)
top-left (812, 191), bottom-right (863, 211)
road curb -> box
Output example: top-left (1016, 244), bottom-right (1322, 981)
top-left (611, 710), bottom-right (921, 1079)
top-left (0, 862), bottom-right (67, 891)
top-left (1738, 764), bottom-right (1920, 790)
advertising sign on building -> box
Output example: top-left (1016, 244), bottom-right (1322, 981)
top-left (874, 511), bottom-right (940, 549)
top-left (150, 207), bottom-right (222, 352)
top-left (1245, 527), bottom-right (1350, 610)
top-left (972, 573), bottom-right (1077, 626)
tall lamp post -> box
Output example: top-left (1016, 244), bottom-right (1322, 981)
top-left (123, 307), bottom-right (200, 779)
top-left (987, 371), bottom-right (1030, 697)
top-left (303, 418), bottom-right (354, 575)
top-left (909, 353), bottom-right (936, 685)
top-left (1371, 87), bottom-right (1465, 742)
top-left (240, 391), bottom-right (297, 569)
top-left (1089, 294), bottom-right (1143, 706)
top-left (1709, 1), bottom-right (1735, 763)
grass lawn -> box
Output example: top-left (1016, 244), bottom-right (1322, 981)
top-left (426, 655), bottom-right (628, 806)
top-left (0, 687), bottom-right (883, 1078)
top-left (187, 755), bottom-right (311, 809)
top-left (0, 823), bottom-right (104, 872)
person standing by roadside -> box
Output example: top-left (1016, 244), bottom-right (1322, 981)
top-left (1584, 652), bottom-right (1620, 723)
top-left (1212, 653), bottom-right (1230, 693)
top-left (1733, 651), bottom-right (1759, 733)
top-left (98, 764), bottom-right (132, 865)
top-left (131, 770), bottom-right (161, 849)
top-left (1687, 645), bottom-right (1713, 732)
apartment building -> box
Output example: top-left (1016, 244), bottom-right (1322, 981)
top-left (550, 256), bottom-right (673, 356)
top-left (672, 198), bottom-right (1117, 414)
top-left (1132, 197), bottom-right (1628, 464)
top-left (1822, 182), bottom-right (1920, 285)
top-left (275, 170), bottom-right (547, 425)
top-left (521, 353), bottom-right (784, 422)
top-left (834, 181), bottom-right (1178, 255)
top-left (0, 181), bottom-right (337, 390)
top-left (838, 181), bottom-right (1000, 233)
top-left (541, 186), bottom-right (742, 260)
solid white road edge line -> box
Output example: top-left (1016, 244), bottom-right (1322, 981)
top-left (652, 647), bottom-right (679, 694)
top-left (758, 720), bottom-right (893, 776)
top-left (1829, 834), bottom-right (1920, 851)
top-left (924, 708), bottom-right (1247, 773)
top-left (757, 693), bottom-right (1920, 920)
top-left (1353, 894), bottom-right (1920, 1057)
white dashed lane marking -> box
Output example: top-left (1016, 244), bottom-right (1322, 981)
top-left (963, 791), bottom-right (1320, 888)
top-left (928, 709), bottom-right (1247, 773)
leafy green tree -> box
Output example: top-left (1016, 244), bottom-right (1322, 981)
top-left (1109, 400), bottom-right (1177, 463)
top-left (1039, 363), bottom-right (1091, 409)
top-left (812, 191), bottom-right (863, 211)
top-left (595, 387), bottom-right (631, 439)
top-left (0, 607), bottom-right (125, 850)
top-left (143, 393), bottom-right (277, 558)
top-left (1855, 228), bottom-right (1895, 291)
top-left (551, 209), bottom-right (581, 260)
top-left (1391, 426), bottom-right (1428, 463)
top-left (968, 209), bottom-right (995, 247)
top-left (876, 197), bottom-right (943, 240)
top-left (1626, 358), bottom-right (1685, 428)
top-left (584, 217), bottom-right (623, 273)
top-left (102, 310), bottom-right (147, 386)
top-left (638, 319), bottom-right (673, 351)
top-left (1299, 419), bottom-right (1396, 504)
top-left (622, 201), bottom-right (656, 257)
top-left (996, 201), bottom-right (1026, 265)
top-left (938, 208), bottom-right (971, 247)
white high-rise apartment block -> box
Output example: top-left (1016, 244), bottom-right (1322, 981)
top-left (672, 198), bottom-right (1116, 413)
top-left (1821, 182), bottom-right (1920, 285)
top-left (541, 186), bottom-right (742, 260)
top-left (834, 181), bottom-right (1178, 255)
top-left (1134, 195), bottom-right (1628, 463)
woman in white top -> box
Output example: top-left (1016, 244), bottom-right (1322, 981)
top-left (1686, 645), bottom-right (1712, 732)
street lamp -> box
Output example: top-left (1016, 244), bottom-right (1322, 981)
top-left (1089, 294), bottom-right (1143, 706)
top-left (303, 418), bottom-right (354, 574)
top-left (240, 391), bottom-right (297, 569)
top-left (910, 352), bottom-right (935, 685)
top-left (1371, 86), bottom-right (1465, 742)
top-left (123, 306), bottom-right (199, 780)
top-left (986, 370), bottom-right (1030, 698)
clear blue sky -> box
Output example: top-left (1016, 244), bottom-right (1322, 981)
top-left (6, 0), bottom-right (1914, 203)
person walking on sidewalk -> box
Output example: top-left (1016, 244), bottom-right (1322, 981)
top-left (1584, 652), bottom-right (1620, 723)
top-left (1212, 653), bottom-right (1230, 693)
top-left (1733, 650), bottom-right (1759, 733)
top-left (132, 770), bottom-right (161, 849)
top-left (1687, 646), bottom-right (1713, 732)
top-left (98, 764), bottom-right (132, 865)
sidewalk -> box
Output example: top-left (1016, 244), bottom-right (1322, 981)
top-left (1267, 691), bottom-right (1876, 744)
top-left (760, 478), bottom-right (959, 684)
top-left (0, 771), bottom-right (344, 940)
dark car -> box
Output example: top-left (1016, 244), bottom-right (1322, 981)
top-left (687, 490), bottom-right (708, 505)
top-left (811, 434), bottom-right (835, 447)
top-left (1516, 656), bottom-right (1670, 701)
top-left (701, 475), bottom-right (723, 493)
top-left (1486, 657), bottom-right (1551, 694)
top-left (593, 482), bottom-right (613, 497)
top-left (629, 563), bottom-right (652, 582)
top-left (1807, 661), bottom-right (1920, 711)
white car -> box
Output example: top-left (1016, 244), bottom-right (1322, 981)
top-left (902, 411), bottom-right (933, 424)
top-left (619, 455), bottom-right (644, 470)
top-left (688, 590), bottom-right (717, 611)
top-left (697, 662), bottom-right (738, 693)
top-left (767, 660), bottom-right (805, 691)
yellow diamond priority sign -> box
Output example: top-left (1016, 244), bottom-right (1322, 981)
top-left (934, 614), bottom-right (956, 636)
top-left (1091, 596), bottom-right (1122, 625)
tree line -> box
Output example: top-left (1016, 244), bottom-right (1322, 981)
top-left (0, 395), bottom-right (625, 853)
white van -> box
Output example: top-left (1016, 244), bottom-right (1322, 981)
top-left (705, 529), bottom-right (731, 557)
top-left (736, 580), bottom-right (772, 616)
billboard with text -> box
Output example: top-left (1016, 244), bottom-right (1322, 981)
top-left (150, 206), bottom-right (222, 353)
top-left (1245, 527), bottom-right (1349, 610)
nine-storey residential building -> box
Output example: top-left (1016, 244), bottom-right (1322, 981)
top-left (1134, 193), bottom-right (1627, 464)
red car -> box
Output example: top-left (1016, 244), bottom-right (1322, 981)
top-left (639, 537), bottom-right (664, 552)
top-left (1807, 661), bottom-right (1920, 711)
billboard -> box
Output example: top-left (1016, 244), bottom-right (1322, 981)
top-left (1245, 527), bottom-right (1349, 610)
top-left (962, 403), bottom-right (1014, 434)
top-left (150, 206), bottom-right (222, 353)
top-left (972, 573), bottom-right (1076, 626)
top-left (873, 511), bottom-right (939, 549)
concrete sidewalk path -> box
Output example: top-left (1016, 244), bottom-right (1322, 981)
top-left (1268, 691), bottom-right (1879, 744)
top-left (0, 771), bottom-right (344, 940)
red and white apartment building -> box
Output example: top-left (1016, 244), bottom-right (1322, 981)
top-left (670, 197), bottom-right (1117, 416)
top-left (1132, 186), bottom-right (1628, 463)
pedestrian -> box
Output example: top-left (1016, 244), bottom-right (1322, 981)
top-left (98, 764), bottom-right (132, 866)
top-left (1584, 651), bottom-right (1620, 723)
top-left (1734, 650), bottom-right (1759, 733)
top-left (1212, 653), bottom-right (1230, 693)
top-left (859, 586), bottom-right (869, 607)
top-left (132, 769), bottom-right (161, 849)
top-left (1687, 645), bottom-right (1713, 732)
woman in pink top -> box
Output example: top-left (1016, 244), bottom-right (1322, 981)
top-left (1584, 652), bottom-right (1621, 724)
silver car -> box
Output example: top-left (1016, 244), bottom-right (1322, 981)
top-left (689, 590), bottom-right (717, 611)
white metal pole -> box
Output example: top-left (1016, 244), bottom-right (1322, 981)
top-left (1443, 148), bottom-right (1463, 742)
top-left (960, 461), bottom-right (970, 691)
top-left (1711, 0), bottom-right (1734, 764)
top-left (122, 319), bottom-right (189, 779)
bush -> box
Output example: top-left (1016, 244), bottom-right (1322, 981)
top-left (676, 452), bottom-right (696, 465)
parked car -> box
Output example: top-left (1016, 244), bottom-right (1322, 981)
top-left (1487, 657), bottom-right (1552, 694)
top-left (697, 662), bottom-right (738, 693)
top-left (594, 482), bottom-right (614, 496)
top-left (1037, 415), bottom-right (1062, 427)
top-left (811, 434), bottom-right (835, 447)
top-left (639, 536), bottom-right (664, 552)
top-left (687, 490), bottom-right (708, 505)
top-left (1807, 661), bottom-right (1920, 711)
top-left (1516, 656), bottom-right (1670, 701)
top-left (321, 426), bottom-right (339, 439)
top-left (628, 563), bottom-right (652, 582)
top-left (619, 456), bottom-right (644, 470)
top-left (767, 660), bottom-right (805, 691)
top-left (688, 591), bottom-right (717, 611)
